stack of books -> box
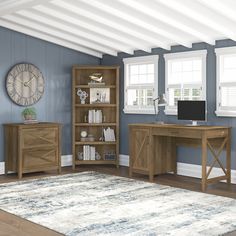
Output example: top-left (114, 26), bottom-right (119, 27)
top-left (88, 110), bottom-right (102, 123)
top-left (83, 145), bottom-right (96, 160)
top-left (23, 119), bottom-right (39, 124)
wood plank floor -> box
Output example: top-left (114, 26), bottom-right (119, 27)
top-left (0, 165), bottom-right (235, 236)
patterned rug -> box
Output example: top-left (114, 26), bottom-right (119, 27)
top-left (0, 172), bottom-right (235, 236)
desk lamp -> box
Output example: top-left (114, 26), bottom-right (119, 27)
top-left (153, 94), bottom-right (167, 124)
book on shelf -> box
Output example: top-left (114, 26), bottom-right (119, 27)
top-left (83, 145), bottom-right (96, 160)
top-left (88, 110), bottom-right (102, 123)
top-left (23, 119), bottom-right (39, 124)
top-left (103, 127), bottom-right (116, 142)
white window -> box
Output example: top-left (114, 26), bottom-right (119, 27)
top-left (123, 55), bottom-right (158, 114)
top-left (215, 47), bottom-right (236, 117)
top-left (164, 50), bottom-right (207, 115)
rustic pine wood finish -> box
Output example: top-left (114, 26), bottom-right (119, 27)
top-left (4, 123), bottom-right (61, 179)
top-left (129, 123), bottom-right (231, 191)
top-left (72, 65), bottom-right (119, 168)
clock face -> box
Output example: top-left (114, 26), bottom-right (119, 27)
top-left (6, 63), bottom-right (45, 106)
top-left (80, 130), bottom-right (88, 138)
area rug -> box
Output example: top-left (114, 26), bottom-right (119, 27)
top-left (0, 172), bottom-right (235, 236)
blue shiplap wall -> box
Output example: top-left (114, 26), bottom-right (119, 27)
top-left (0, 26), bottom-right (100, 161)
top-left (102, 40), bottom-right (236, 170)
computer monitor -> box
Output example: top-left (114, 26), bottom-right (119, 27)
top-left (177, 100), bottom-right (206, 126)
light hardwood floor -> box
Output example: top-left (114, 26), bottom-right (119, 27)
top-left (0, 166), bottom-right (235, 236)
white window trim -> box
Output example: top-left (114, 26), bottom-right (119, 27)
top-left (164, 50), bottom-right (207, 115)
top-left (123, 55), bottom-right (159, 114)
top-left (215, 46), bottom-right (236, 117)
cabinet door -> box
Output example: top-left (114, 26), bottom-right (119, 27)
top-left (22, 128), bottom-right (58, 147)
top-left (21, 127), bottom-right (59, 171)
top-left (22, 147), bottom-right (58, 171)
top-left (130, 127), bottom-right (150, 172)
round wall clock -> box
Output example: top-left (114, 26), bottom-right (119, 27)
top-left (6, 63), bottom-right (45, 106)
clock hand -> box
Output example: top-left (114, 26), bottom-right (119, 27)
top-left (25, 77), bottom-right (35, 86)
top-left (24, 72), bottom-right (37, 86)
top-left (15, 77), bottom-right (25, 85)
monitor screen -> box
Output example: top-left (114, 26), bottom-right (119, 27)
top-left (177, 100), bottom-right (206, 121)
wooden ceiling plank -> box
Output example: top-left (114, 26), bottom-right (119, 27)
top-left (34, 4), bottom-right (153, 53)
top-left (0, 0), bottom-right (51, 16)
top-left (120, 0), bottom-right (215, 45)
top-left (16, 10), bottom-right (134, 55)
top-left (50, 0), bottom-right (171, 50)
top-left (0, 18), bottom-right (102, 58)
top-left (195, 0), bottom-right (236, 40)
top-left (81, 0), bottom-right (193, 48)
top-left (2, 14), bottom-right (118, 56)
top-left (159, 0), bottom-right (236, 41)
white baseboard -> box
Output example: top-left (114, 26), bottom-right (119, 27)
top-left (0, 162), bottom-right (4, 175)
top-left (1, 154), bottom-right (235, 184)
top-left (61, 155), bottom-right (73, 167)
top-left (119, 154), bottom-right (236, 184)
top-left (0, 155), bottom-right (73, 175)
top-left (0, 154), bottom-right (128, 174)
top-left (119, 154), bottom-right (129, 167)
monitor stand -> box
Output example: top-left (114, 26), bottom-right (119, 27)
top-left (185, 121), bottom-right (198, 126)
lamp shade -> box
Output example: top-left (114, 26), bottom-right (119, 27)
top-left (157, 94), bottom-right (167, 106)
top-left (153, 93), bottom-right (166, 123)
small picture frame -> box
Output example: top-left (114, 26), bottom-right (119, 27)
top-left (90, 88), bottom-right (110, 104)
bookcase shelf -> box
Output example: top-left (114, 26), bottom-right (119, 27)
top-left (75, 160), bottom-right (116, 165)
top-left (75, 85), bottom-right (116, 89)
top-left (75, 104), bottom-right (117, 108)
top-left (75, 123), bottom-right (117, 127)
top-left (75, 141), bottom-right (116, 145)
top-left (72, 65), bottom-right (119, 168)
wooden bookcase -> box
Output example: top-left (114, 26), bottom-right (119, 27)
top-left (72, 65), bottom-right (119, 169)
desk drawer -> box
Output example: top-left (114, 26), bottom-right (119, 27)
top-left (21, 128), bottom-right (58, 148)
top-left (152, 128), bottom-right (201, 138)
top-left (22, 146), bottom-right (58, 171)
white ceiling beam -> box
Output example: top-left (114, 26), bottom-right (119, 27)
top-left (121, 0), bottom-right (215, 45)
top-left (2, 14), bottom-right (118, 56)
top-left (81, 0), bottom-right (193, 48)
top-left (0, 0), bottom-right (51, 16)
top-left (196, 0), bottom-right (236, 21)
top-left (0, 19), bottom-right (102, 58)
top-left (159, 0), bottom-right (236, 41)
top-left (34, 5), bottom-right (152, 53)
top-left (49, 0), bottom-right (171, 50)
top-left (16, 10), bottom-right (134, 55)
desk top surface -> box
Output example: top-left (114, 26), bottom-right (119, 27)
top-left (128, 123), bottom-right (230, 130)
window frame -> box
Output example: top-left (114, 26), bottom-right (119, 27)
top-left (215, 46), bottom-right (236, 117)
top-left (123, 55), bottom-right (159, 114)
top-left (164, 50), bottom-right (207, 115)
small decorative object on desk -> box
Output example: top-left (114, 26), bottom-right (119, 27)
top-left (22, 107), bottom-right (38, 124)
top-left (77, 88), bottom-right (88, 104)
top-left (88, 73), bottom-right (105, 86)
top-left (90, 88), bottom-right (110, 104)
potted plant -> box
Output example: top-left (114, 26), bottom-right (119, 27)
top-left (22, 107), bottom-right (37, 121)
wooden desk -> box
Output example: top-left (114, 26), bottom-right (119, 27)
top-left (129, 124), bottom-right (231, 191)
